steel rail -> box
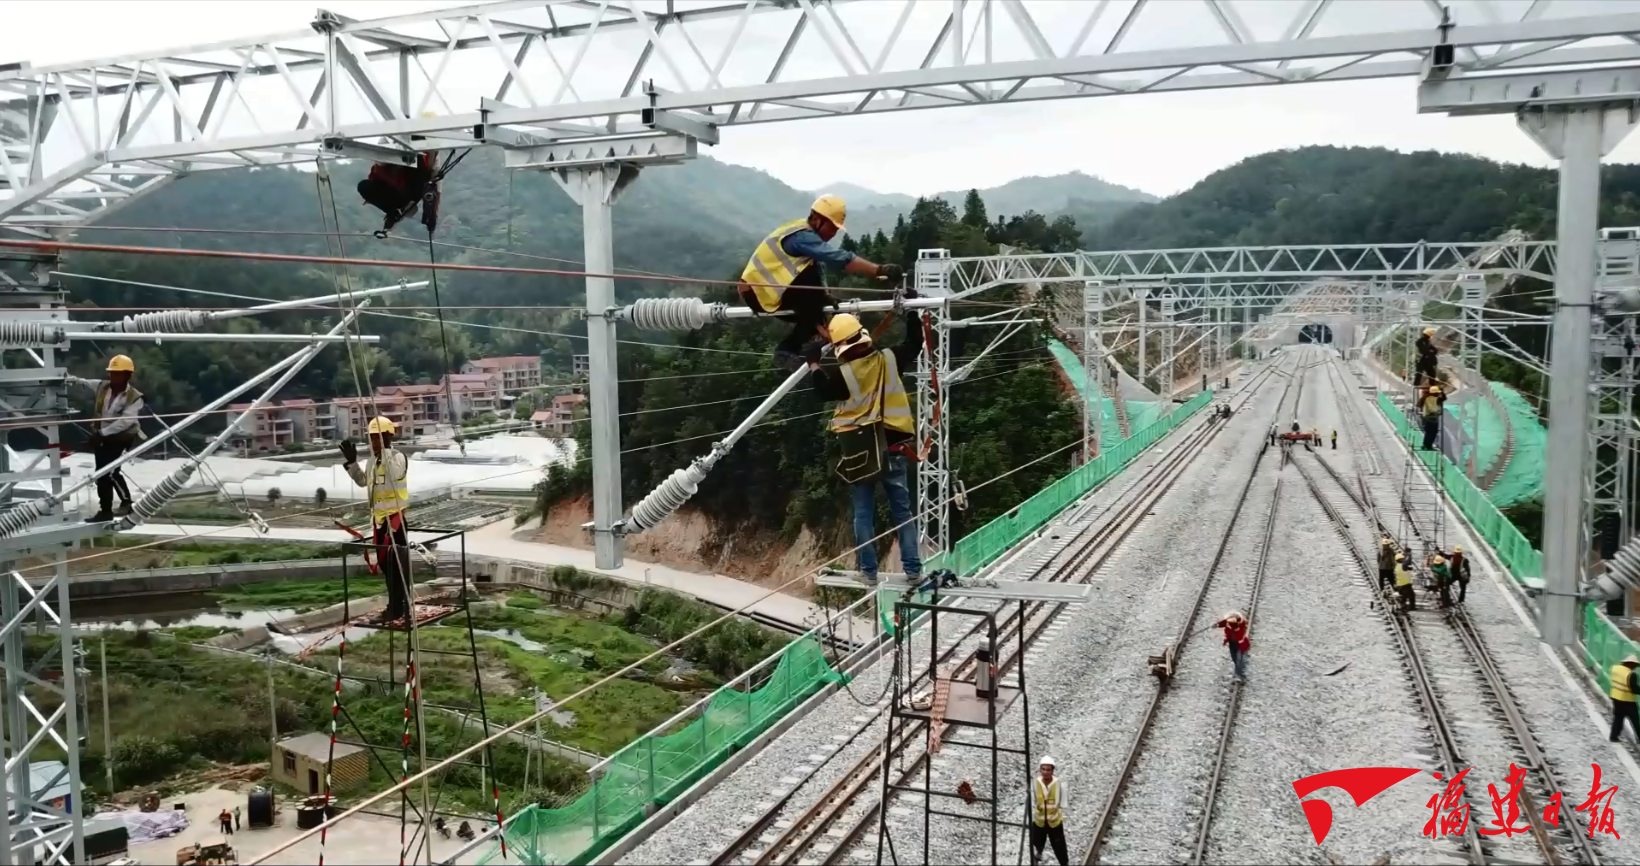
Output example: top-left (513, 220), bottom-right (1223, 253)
top-left (714, 360), bottom-right (1290, 866)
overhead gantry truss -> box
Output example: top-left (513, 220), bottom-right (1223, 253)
top-left (5, 1), bottom-right (1640, 232)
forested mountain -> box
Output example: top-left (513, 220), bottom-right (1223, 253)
top-left (837, 171), bottom-right (1154, 239)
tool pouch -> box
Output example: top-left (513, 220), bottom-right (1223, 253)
top-left (835, 422), bottom-right (886, 484)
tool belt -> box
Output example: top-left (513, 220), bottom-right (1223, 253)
top-left (835, 422), bottom-right (886, 484)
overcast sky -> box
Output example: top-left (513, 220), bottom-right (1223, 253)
top-left (7, 0), bottom-right (1640, 198)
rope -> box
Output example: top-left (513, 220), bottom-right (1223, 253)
top-left (425, 234), bottom-right (465, 455)
top-left (318, 631), bottom-right (347, 866)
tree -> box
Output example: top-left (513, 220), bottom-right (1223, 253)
top-left (267, 487), bottom-right (281, 506)
top-left (514, 393), bottom-right (535, 419)
top-left (314, 487), bottom-right (327, 506)
top-left (961, 188), bottom-right (988, 229)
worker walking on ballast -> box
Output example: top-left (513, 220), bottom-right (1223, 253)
top-left (1029, 756), bottom-right (1069, 866)
top-left (809, 306), bottom-right (923, 584)
top-left (342, 418), bottom-right (414, 624)
top-left (1428, 553), bottom-right (1453, 609)
top-left (1611, 655), bottom-right (1640, 743)
top-left (68, 354), bottom-right (145, 522)
top-left (740, 195), bottom-right (902, 371)
top-left (1449, 545), bottom-right (1472, 603)
top-left (1212, 611), bottom-right (1251, 682)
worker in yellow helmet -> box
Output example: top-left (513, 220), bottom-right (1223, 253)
top-left (1393, 553), bottom-right (1415, 612)
top-left (341, 417), bottom-right (413, 624)
top-left (1420, 384), bottom-right (1446, 451)
top-left (1611, 654), bottom-right (1640, 743)
top-left (67, 354), bottom-right (146, 522)
top-left (1448, 544), bottom-right (1472, 603)
top-left (739, 194), bottom-right (903, 371)
top-left (808, 306), bottom-right (924, 584)
top-left (1414, 326), bottom-right (1439, 388)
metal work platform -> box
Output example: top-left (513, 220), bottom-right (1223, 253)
top-left (814, 571), bottom-right (1093, 604)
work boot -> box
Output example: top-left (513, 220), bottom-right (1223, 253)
top-left (85, 507), bottom-right (113, 523)
top-left (114, 501), bottom-right (133, 518)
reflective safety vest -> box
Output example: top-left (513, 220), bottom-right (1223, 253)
top-left (1394, 565), bottom-right (1413, 587)
top-left (1421, 395), bottom-right (1443, 418)
top-left (830, 349), bottom-right (914, 435)
top-left (370, 452), bottom-right (411, 524)
top-left (92, 383), bottom-right (145, 438)
top-left (1033, 778), bottom-right (1063, 828)
top-left (740, 219), bottom-right (813, 312)
top-left (1612, 664), bottom-right (1636, 702)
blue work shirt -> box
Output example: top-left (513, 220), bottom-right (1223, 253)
top-left (782, 228), bottom-right (856, 270)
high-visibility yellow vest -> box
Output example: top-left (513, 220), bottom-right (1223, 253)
top-left (830, 349), bottom-right (914, 435)
top-left (740, 219), bottom-right (813, 312)
top-left (1033, 778), bottom-right (1063, 828)
top-left (1394, 565), bottom-right (1413, 587)
top-left (370, 452), bottom-right (410, 524)
top-left (1612, 664), bottom-right (1636, 702)
top-left (1421, 395), bottom-right (1443, 418)
top-left (91, 383), bottom-right (143, 436)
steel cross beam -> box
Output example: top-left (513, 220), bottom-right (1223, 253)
top-left (7, 1), bottom-right (1640, 230)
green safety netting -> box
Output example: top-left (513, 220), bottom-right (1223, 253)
top-left (1445, 389), bottom-right (1506, 481)
top-left (478, 636), bottom-right (841, 865)
top-left (1584, 602), bottom-right (1640, 694)
top-left (1375, 392), bottom-right (1542, 589)
top-left (1486, 382), bottom-right (1547, 508)
top-left (879, 391), bottom-right (1215, 635)
top-left (1124, 400), bottom-right (1165, 435)
top-left (1045, 339), bottom-right (1124, 449)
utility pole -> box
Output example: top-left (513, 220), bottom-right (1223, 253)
top-left (100, 639), bottom-right (113, 794)
top-left (266, 654), bottom-right (278, 748)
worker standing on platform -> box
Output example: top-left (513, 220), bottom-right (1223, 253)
top-left (1212, 611), bottom-right (1251, 682)
top-left (1030, 756), bottom-right (1069, 866)
top-left (740, 195), bottom-right (903, 371)
top-left (1394, 553), bottom-right (1416, 611)
top-left (1331, 429), bottom-right (1338, 450)
top-left (1611, 655), bottom-right (1640, 743)
top-left (341, 417), bottom-right (413, 624)
top-left (809, 305), bottom-right (924, 584)
top-left (69, 355), bottom-right (144, 522)
top-left (1415, 327), bottom-right (1440, 389)
top-left (1268, 424), bottom-right (1278, 447)
top-left (1377, 537), bottom-right (1397, 592)
top-left (1420, 385), bottom-right (1446, 451)
top-left (1428, 554), bottom-right (1453, 609)
top-left (1449, 545), bottom-right (1472, 603)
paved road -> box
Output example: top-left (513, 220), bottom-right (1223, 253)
top-left (124, 519), bottom-right (839, 633)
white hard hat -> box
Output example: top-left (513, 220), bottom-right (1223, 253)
top-left (1039, 755), bottom-right (1055, 767)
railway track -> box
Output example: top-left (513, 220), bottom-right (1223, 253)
top-left (1080, 361), bottom-right (1302, 865)
top-left (709, 360), bottom-right (1293, 866)
top-left (1293, 353), bottom-right (1600, 866)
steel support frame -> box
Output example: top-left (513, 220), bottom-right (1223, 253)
top-left (0, 265), bottom-right (87, 866)
top-left (1081, 281), bottom-right (1107, 461)
top-left (1592, 232), bottom-right (1640, 586)
top-left (1458, 279), bottom-right (1486, 482)
top-left (915, 249), bottom-right (953, 564)
top-left (551, 162), bottom-right (639, 570)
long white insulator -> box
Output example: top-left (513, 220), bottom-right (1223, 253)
top-left (117, 465), bottom-right (196, 531)
top-left (97, 309), bottom-right (209, 334)
top-left (626, 457), bottom-right (715, 534)
top-left (628, 298), bottom-right (723, 331)
top-left (0, 321), bottom-right (66, 345)
top-left (0, 499), bottom-right (54, 538)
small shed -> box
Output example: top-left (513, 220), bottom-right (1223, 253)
top-left (271, 733), bottom-right (367, 795)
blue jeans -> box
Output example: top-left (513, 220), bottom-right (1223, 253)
top-left (1230, 645), bottom-right (1248, 679)
top-left (852, 453), bottom-right (921, 579)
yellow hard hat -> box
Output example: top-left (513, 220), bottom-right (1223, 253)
top-left (810, 194), bottom-right (847, 231)
top-left (1432, 555), bottom-right (1446, 565)
top-left (106, 354), bottom-right (135, 373)
top-left (367, 416), bottom-right (397, 436)
top-left (1380, 537), bottom-right (1392, 546)
top-left (1428, 385), bottom-right (1442, 394)
top-left (828, 313), bottom-right (867, 346)
top-left (1423, 327), bottom-right (1436, 336)
top-left (1395, 552), bottom-right (1405, 561)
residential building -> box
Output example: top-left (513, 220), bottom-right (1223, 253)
top-left (375, 384), bottom-right (444, 437)
top-left (280, 398), bottom-right (317, 442)
top-left (529, 409), bottom-right (553, 430)
top-left (572, 354), bottom-right (589, 377)
top-left (545, 393), bottom-right (587, 436)
top-left (441, 372), bottom-right (501, 420)
top-left (227, 402), bottom-right (295, 454)
top-left (463, 356), bottom-right (541, 393)
top-left (314, 401), bottom-right (340, 441)
top-left (272, 733), bottom-right (367, 795)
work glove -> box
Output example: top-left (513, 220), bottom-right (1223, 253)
top-left (339, 438), bottom-right (358, 465)
top-left (803, 341), bottom-right (824, 369)
top-left (877, 263), bottom-right (904, 283)
top-left (903, 286), bottom-right (919, 300)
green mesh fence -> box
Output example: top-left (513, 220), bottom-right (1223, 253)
top-left (1486, 382), bottom-right (1547, 508)
top-left (479, 636), bottom-right (841, 865)
top-left (1374, 391), bottom-right (1541, 588)
top-left (1584, 602), bottom-right (1640, 694)
top-left (1045, 338), bottom-right (1124, 449)
top-left (1446, 390), bottom-right (1505, 481)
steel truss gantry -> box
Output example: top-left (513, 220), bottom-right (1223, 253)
top-left (0, 255), bottom-right (387, 864)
